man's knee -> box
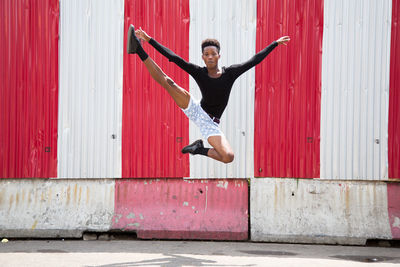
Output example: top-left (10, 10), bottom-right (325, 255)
top-left (222, 152), bottom-right (234, 164)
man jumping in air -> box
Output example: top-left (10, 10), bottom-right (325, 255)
top-left (127, 25), bottom-right (290, 164)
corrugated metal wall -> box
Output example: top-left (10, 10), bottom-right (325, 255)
top-left (254, 0), bottom-right (323, 178)
top-left (188, 0), bottom-right (257, 178)
top-left (58, 0), bottom-right (124, 178)
top-left (2, 0), bottom-right (399, 181)
top-left (122, 0), bottom-right (190, 178)
top-left (320, 0), bottom-right (392, 180)
top-left (389, 0), bottom-right (400, 179)
top-left (0, 0), bottom-right (59, 178)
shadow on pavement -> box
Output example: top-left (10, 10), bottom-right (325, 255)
top-left (85, 253), bottom-right (254, 267)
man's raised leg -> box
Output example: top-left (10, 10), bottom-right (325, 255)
top-left (128, 24), bottom-right (190, 109)
top-left (142, 57), bottom-right (190, 109)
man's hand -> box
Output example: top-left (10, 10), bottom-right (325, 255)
top-left (135, 27), bottom-right (151, 42)
top-left (276, 36), bottom-right (290, 45)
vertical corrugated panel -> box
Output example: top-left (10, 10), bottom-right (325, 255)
top-left (389, 0), bottom-right (400, 179)
top-left (188, 0), bottom-right (257, 178)
top-left (254, 0), bottom-right (323, 178)
top-left (0, 0), bottom-right (59, 178)
top-left (321, 0), bottom-right (392, 180)
top-left (58, 0), bottom-right (124, 178)
top-left (122, 0), bottom-right (190, 178)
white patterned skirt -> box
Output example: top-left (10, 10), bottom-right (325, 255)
top-left (182, 96), bottom-right (223, 140)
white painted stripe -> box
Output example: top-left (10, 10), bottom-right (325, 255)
top-left (321, 0), bottom-right (392, 180)
top-left (188, 0), bottom-right (257, 178)
top-left (58, 0), bottom-right (124, 178)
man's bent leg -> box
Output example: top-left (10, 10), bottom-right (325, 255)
top-left (207, 135), bottom-right (234, 164)
top-left (142, 57), bottom-right (190, 109)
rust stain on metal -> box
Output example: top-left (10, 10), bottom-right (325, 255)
top-left (66, 186), bottom-right (71, 205)
top-left (86, 187), bottom-right (90, 204)
top-left (73, 184), bottom-right (78, 202)
top-left (344, 185), bottom-right (351, 221)
top-left (9, 195), bottom-right (14, 211)
top-left (31, 220), bottom-right (38, 230)
top-left (28, 189), bottom-right (32, 204)
top-left (21, 189), bottom-right (25, 202)
top-left (274, 183), bottom-right (278, 211)
top-left (48, 188), bottom-right (52, 202)
top-left (15, 192), bottom-right (19, 206)
top-left (78, 186), bottom-right (82, 205)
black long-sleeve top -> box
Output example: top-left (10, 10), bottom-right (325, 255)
top-left (149, 38), bottom-right (278, 119)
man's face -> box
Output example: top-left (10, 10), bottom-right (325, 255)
top-left (202, 46), bottom-right (220, 68)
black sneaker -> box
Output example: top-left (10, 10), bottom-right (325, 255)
top-left (181, 139), bottom-right (204, 154)
top-left (127, 24), bottom-right (141, 54)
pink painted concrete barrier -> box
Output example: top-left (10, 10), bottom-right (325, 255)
top-left (388, 183), bottom-right (400, 239)
top-left (112, 179), bottom-right (248, 240)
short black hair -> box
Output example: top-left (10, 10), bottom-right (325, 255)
top-left (201, 39), bottom-right (220, 53)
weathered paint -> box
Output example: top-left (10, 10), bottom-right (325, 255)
top-left (188, 0), bottom-right (257, 178)
top-left (254, 0), bottom-right (323, 178)
top-left (113, 179), bottom-right (248, 240)
top-left (389, 0), bottom-right (400, 178)
top-left (58, 0), bottom-right (124, 178)
top-left (387, 183), bottom-right (400, 239)
top-left (0, 0), bottom-right (59, 178)
top-left (321, 0), bottom-right (392, 180)
top-left (122, 0), bottom-right (190, 178)
top-left (251, 178), bottom-right (392, 245)
top-left (0, 179), bottom-right (115, 238)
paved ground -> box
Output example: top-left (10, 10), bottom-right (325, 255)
top-left (0, 239), bottom-right (399, 267)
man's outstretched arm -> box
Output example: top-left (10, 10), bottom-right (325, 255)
top-left (228, 36), bottom-right (290, 79)
top-left (135, 27), bottom-right (200, 76)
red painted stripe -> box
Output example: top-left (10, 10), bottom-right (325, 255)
top-left (122, 0), bottom-right (190, 178)
top-left (254, 0), bottom-right (323, 178)
top-left (387, 183), bottom-right (400, 239)
top-left (389, 0), bottom-right (400, 178)
top-left (0, 0), bottom-right (59, 178)
top-left (113, 179), bottom-right (248, 240)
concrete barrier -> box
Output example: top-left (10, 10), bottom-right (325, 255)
top-left (1, 178), bottom-right (398, 243)
top-left (113, 179), bottom-right (248, 240)
top-left (0, 179), bottom-right (115, 238)
top-left (250, 178), bottom-right (394, 245)
top-left (0, 178), bottom-right (248, 240)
